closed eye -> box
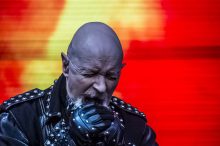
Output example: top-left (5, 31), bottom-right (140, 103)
top-left (106, 73), bottom-right (118, 80)
top-left (81, 70), bottom-right (98, 78)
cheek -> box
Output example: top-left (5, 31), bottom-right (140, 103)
top-left (107, 80), bottom-right (119, 94)
top-left (68, 74), bottom-right (93, 94)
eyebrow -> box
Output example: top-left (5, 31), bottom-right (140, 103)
top-left (78, 67), bottom-right (121, 77)
top-left (75, 66), bottom-right (99, 74)
top-left (71, 61), bottom-right (121, 75)
top-left (79, 65), bottom-right (99, 71)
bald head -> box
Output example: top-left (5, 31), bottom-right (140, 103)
top-left (62, 22), bottom-right (124, 107)
top-left (67, 22), bottom-right (123, 62)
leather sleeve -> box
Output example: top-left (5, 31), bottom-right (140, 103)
top-left (139, 124), bottom-right (159, 146)
top-left (0, 112), bottom-right (29, 146)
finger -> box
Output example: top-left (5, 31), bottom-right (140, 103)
top-left (88, 114), bottom-right (114, 124)
top-left (79, 102), bottom-right (96, 111)
top-left (93, 121), bottom-right (112, 132)
top-left (83, 108), bottom-right (113, 119)
top-left (81, 104), bottom-right (112, 115)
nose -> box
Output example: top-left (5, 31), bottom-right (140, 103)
top-left (93, 75), bottom-right (106, 93)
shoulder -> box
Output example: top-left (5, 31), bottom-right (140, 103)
top-left (110, 96), bottom-right (147, 122)
top-left (0, 88), bottom-right (45, 112)
top-left (110, 96), bottom-right (151, 145)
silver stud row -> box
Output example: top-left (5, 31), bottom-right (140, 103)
top-left (111, 97), bottom-right (146, 118)
top-left (3, 89), bottom-right (42, 108)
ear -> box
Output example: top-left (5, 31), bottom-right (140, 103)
top-left (61, 52), bottom-right (69, 77)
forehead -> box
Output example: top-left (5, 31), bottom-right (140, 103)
top-left (73, 55), bottom-right (122, 72)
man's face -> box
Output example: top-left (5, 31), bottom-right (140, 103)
top-left (64, 54), bottom-right (122, 107)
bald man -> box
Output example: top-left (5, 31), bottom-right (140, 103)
top-left (0, 22), bottom-right (158, 146)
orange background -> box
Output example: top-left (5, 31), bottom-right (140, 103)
top-left (1, 0), bottom-right (220, 146)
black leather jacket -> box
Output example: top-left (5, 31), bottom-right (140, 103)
top-left (0, 75), bottom-right (158, 146)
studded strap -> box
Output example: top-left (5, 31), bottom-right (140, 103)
top-left (1, 88), bottom-right (44, 110)
top-left (110, 96), bottom-right (147, 121)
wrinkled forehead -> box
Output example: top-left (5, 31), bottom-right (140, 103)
top-left (70, 44), bottom-right (123, 72)
top-left (74, 57), bottom-right (122, 73)
top-left (72, 50), bottom-right (123, 72)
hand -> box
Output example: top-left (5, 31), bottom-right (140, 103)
top-left (68, 103), bottom-right (114, 145)
top-left (98, 115), bottom-right (125, 146)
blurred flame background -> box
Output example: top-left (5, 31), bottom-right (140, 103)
top-left (1, 0), bottom-right (220, 145)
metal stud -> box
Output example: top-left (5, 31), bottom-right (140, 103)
top-left (22, 97), bottom-right (27, 100)
top-left (50, 133), bottom-right (55, 137)
top-left (91, 127), bottom-right (95, 130)
top-left (135, 110), bottom-right (139, 114)
top-left (25, 92), bottom-right (30, 96)
top-left (57, 112), bottom-right (61, 116)
top-left (33, 90), bottom-right (38, 93)
top-left (7, 102), bottom-right (11, 106)
top-left (46, 140), bottom-right (51, 145)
